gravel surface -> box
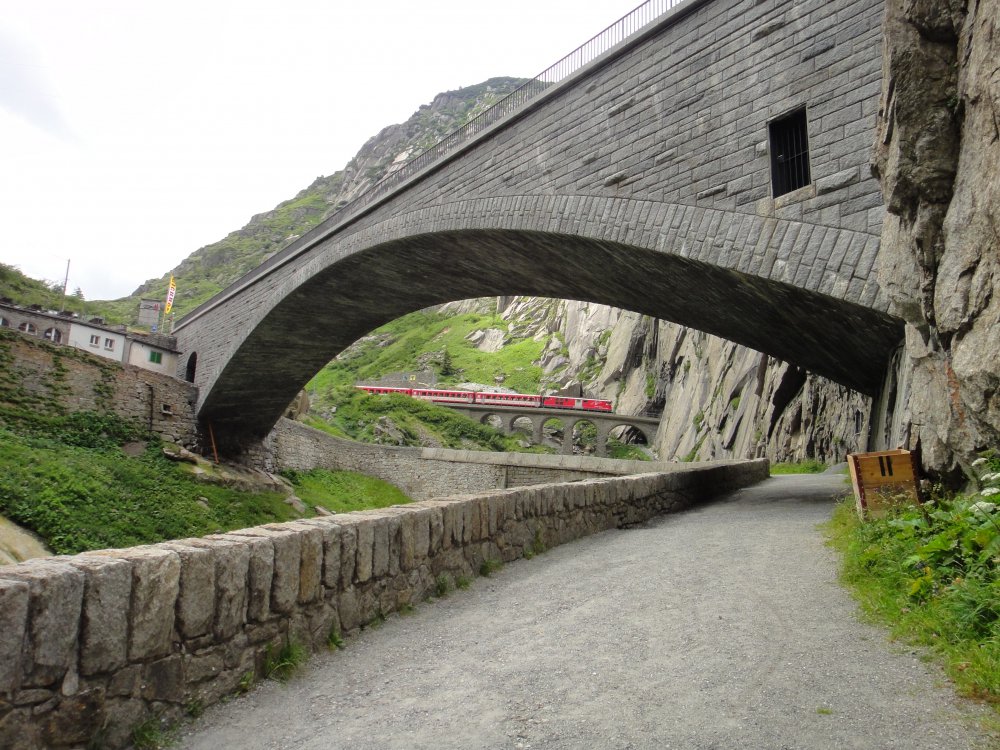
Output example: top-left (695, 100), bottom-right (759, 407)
top-left (178, 474), bottom-right (998, 749)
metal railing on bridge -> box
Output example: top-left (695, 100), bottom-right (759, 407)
top-left (177, 0), bottom-right (686, 323)
top-left (339, 0), bottom-right (685, 222)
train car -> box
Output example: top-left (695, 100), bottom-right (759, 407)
top-left (541, 396), bottom-right (613, 412)
top-left (581, 398), bottom-right (613, 412)
top-left (473, 391), bottom-right (543, 408)
top-left (411, 388), bottom-right (476, 404)
top-left (357, 385), bottom-right (613, 413)
top-left (356, 385), bottom-right (413, 396)
top-left (541, 396), bottom-right (578, 409)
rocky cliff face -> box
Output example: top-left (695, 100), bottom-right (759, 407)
top-left (446, 296), bottom-right (869, 464)
top-left (873, 0), bottom-right (999, 479)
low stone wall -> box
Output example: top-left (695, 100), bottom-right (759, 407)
top-left (264, 417), bottom-right (710, 499)
top-left (0, 460), bottom-right (767, 749)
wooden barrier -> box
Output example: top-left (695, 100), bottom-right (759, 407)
top-left (847, 449), bottom-right (919, 519)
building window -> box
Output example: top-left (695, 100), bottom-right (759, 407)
top-left (18, 322), bottom-right (36, 335)
top-left (44, 328), bottom-right (62, 343)
top-left (149, 351), bottom-right (163, 364)
top-left (769, 108), bottom-right (811, 197)
top-left (0, 317), bottom-right (8, 327)
top-left (89, 334), bottom-right (100, 347)
top-left (104, 338), bottom-right (115, 351)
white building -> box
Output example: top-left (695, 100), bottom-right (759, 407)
top-left (1, 301), bottom-right (180, 375)
top-left (68, 320), bottom-right (127, 362)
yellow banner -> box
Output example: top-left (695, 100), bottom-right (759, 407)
top-left (164, 276), bottom-right (177, 314)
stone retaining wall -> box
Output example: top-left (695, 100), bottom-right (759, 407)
top-left (0, 459), bottom-right (767, 749)
top-left (0, 330), bottom-right (197, 447)
top-left (262, 417), bottom-right (702, 499)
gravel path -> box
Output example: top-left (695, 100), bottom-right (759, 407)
top-left (178, 474), bottom-right (997, 749)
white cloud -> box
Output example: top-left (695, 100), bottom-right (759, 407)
top-left (2, 0), bottom-right (645, 300)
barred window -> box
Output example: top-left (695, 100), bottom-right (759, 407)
top-left (769, 108), bottom-right (811, 197)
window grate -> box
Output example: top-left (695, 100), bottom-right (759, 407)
top-left (769, 108), bottom-right (811, 197)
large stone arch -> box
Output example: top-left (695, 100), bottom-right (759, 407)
top-left (178, 219), bottom-right (901, 452)
top-left (172, 0), bottom-right (897, 454)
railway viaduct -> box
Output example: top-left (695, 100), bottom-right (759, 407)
top-left (447, 404), bottom-right (662, 457)
top-left (173, 0), bottom-right (902, 455)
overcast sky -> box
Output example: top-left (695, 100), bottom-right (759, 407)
top-left (1, 0), bottom-right (647, 301)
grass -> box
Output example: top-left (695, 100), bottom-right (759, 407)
top-left (307, 310), bottom-right (545, 413)
top-left (0, 402), bottom-right (412, 554)
top-left (319, 391), bottom-right (533, 452)
top-left (771, 458), bottom-right (826, 474)
top-left (131, 716), bottom-right (175, 750)
top-left (326, 627), bottom-right (345, 650)
top-left (608, 437), bottom-right (651, 461)
top-left (280, 467), bottom-right (410, 513)
top-left (0, 414), bottom-right (306, 555)
top-left (479, 558), bottom-right (503, 577)
top-left (823, 491), bottom-right (1000, 705)
top-left (434, 573), bottom-right (453, 597)
top-left (263, 639), bottom-right (307, 682)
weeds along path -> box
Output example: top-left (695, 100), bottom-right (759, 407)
top-left (179, 475), bottom-right (997, 750)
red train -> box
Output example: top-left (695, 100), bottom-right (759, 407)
top-left (356, 385), bottom-right (613, 412)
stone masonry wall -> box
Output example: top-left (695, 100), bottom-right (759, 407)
top-left (261, 418), bottom-right (694, 500)
top-left (0, 330), bottom-right (198, 447)
top-left (0, 460), bottom-right (767, 749)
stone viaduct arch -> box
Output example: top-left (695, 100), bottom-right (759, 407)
top-left (458, 405), bottom-right (658, 457)
top-left (174, 0), bottom-right (901, 454)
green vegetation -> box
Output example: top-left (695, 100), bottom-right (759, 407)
top-left (131, 716), bottom-right (174, 750)
top-left (318, 390), bottom-right (547, 453)
top-left (263, 639), bottom-right (308, 682)
top-left (824, 454), bottom-right (1000, 704)
top-left (280, 468), bottom-right (410, 513)
top-left (307, 310), bottom-right (545, 412)
top-left (0, 263), bottom-right (120, 322)
top-left (434, 573), bottom-right (453, 597)
top-left (770, 459), bottom-right (826, 474)
top-left (0, 330), bottom-right (413, 553)
top-left (326, 626), bottom-right (345, 651)
top-left (479, 558), bottom-right (503, 577)
top-left (0, 412), bottom-right (308, 555)
top-left (236, 670), bottom-right (255, 695)
top-left (608, 437), bottom-right (651, 461)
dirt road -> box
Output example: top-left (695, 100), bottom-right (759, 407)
top-left (178, 474), bottom-right (997, 749)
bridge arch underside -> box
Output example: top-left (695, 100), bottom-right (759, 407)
top-left (197, 227), bottom-right (901, 452)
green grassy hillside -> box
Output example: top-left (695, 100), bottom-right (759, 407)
top-left (307, 308), bottom-right (544, 412)
top-left (0, 331), bottom-right (412, 554)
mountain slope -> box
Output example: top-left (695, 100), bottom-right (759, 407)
top-left (105, 78), bottom-right (527, 322)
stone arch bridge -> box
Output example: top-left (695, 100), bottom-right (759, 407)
top-left (173, 0), bottom-right (901, 455)
top-left (447, 404), bottom-right (661, 457)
